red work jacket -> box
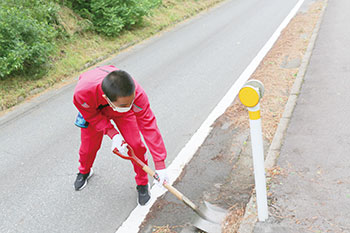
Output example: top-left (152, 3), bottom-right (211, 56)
top-left (73, 65), bottom-right (166, 169)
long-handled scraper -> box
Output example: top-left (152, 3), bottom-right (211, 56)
top-left (114, 146), bottom-right (228, 233)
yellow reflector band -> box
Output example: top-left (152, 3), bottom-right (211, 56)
top-left (238, 86), bottom-right (260, 107)
top-left (249, 110), bottom-right (261, 120)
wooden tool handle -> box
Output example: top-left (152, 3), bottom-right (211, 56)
top-left (142, 165), bottom-right (198, 210)
top-left (142, 165), bottom-right (183, 199)
top-left (114, 147), bottom-right (199, 212)
top-left (163, 183), bottom-right (183, 200)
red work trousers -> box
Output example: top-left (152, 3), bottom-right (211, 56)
top-left (78, 113), bottom-right (148, 186)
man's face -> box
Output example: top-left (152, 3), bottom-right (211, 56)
top-left (103, 93), bottom-right (135, 109)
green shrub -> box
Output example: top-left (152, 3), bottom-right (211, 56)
top-left (0, 0), bottom-right (59, 79)
top-left (65, 0), bottom-right (162, 36)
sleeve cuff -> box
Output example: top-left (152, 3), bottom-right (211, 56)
top-left (106, 127), bottom-right (119, 139)
top-left (154, 160), bottom-right (166, 170)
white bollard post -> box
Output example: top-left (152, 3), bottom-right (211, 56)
top-left (238, 80), bottom-right (268, 221)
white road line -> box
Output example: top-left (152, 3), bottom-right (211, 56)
top-left (116, 0), bottom-right (305, 232)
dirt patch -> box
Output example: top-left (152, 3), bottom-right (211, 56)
top-left (140, 121), bottom-right (251, 233)
top-left (152, 225), bottom-right (184, 233)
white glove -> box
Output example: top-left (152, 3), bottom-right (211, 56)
top-left (154, 168), bottom-right (169, 187)
top-left (112, 134), bottom-right (129, 156)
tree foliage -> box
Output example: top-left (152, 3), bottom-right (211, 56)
top-left (0, 0), bottom-right (59, 79)
top-left (65, 0), bottom-right (162, 36)
top-left (0, 0), bottom-right (161, 79)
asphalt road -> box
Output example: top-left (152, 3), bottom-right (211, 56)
top-left (0, 0), bottom-right (299, 232)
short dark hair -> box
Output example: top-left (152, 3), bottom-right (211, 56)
top-left (102, 70), bottom-right (135, 101)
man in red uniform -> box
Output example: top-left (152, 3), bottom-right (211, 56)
top-left (73, 65), bottom-right (168, 206)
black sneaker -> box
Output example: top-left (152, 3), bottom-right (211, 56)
top-left (137, 184), bottom-right (151, 206)
top-left (74, 168), bottom-right (94, 191)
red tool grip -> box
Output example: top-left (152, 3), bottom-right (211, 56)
top-left (113, 145), bottom-right (147, 168)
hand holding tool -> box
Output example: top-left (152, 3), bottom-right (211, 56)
top-left (111, 134), bottom-right (128, 156)
top-left (154, 168), bottom-right (169, 187)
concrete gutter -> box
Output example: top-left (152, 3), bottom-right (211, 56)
top-left (237, 1), bottom-right (329, 232)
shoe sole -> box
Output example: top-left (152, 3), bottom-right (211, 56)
top-left (137, 183), bottom-right (151, 206)
top-left (75, 168), bottom-right (94, 191)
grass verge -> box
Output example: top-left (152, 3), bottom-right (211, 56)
top-left (0, 0), bottom-right (225, 112)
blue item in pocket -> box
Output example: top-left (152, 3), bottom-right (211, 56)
top-left (75, 112), bottom-right (89, 128)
